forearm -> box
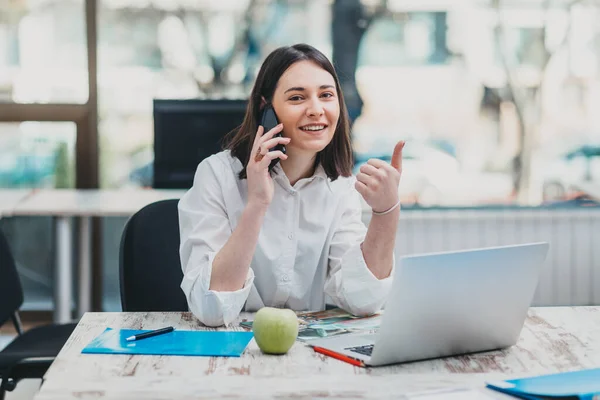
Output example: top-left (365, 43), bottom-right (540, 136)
top-left (361, 207), bottom-right (400, 279)
top-left (209, 202), bottom-right (267, 291)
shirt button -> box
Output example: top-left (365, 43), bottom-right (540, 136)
top-left (288, 234), bottom-right (294, 240)
top-left (290, 191), bottom-right (296, 196)
top-left (281, 274), bottom-right (290, 282)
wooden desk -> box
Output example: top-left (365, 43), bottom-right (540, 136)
top-left (12, 189), bottom-right (187, 323)
top-left (34, 307), bottom-right (600, 399)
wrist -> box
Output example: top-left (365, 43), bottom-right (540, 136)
top-left (372, 200), bottom-right (401, 216)
top-left (246, 200), bottom-right (269, 215)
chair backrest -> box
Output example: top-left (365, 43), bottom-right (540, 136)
top-left (0, 227), bottom-right (24, 326)
top-left (119, 199), bottom-right (188, 312)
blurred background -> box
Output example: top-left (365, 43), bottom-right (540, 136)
top-left (1, 0), bottom-right (600, 313)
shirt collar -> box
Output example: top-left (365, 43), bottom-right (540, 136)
top-left (312, 163), bottom-right (333, 192)
top-left (272, 162), bottom-right (333, 193)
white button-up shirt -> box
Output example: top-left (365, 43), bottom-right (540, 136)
top-left (178, 150), bottom-right (393, 327)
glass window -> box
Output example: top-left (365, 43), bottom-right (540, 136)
top-left (0, 121), bottom-right (76, 312)
top-left (352, 2), bottom-right (600, 207)
top-left (0, 122), bottom-right (76, 188)
top-left (0, 0), bottom-right (88, 104)
top-left (97, 0), bottom-right (331, 189)
top-left (359, 11), bottom-right (449, 67)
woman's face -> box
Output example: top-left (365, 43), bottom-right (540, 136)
top-left (270, 60), bottom-right (340, 156)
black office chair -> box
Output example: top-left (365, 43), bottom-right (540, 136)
top-left (0, 228), bottom-right (76, 400)
top-left (119, 199), bottom-right (188, 312)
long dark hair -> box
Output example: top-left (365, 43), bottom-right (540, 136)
top-left (225, 43), bottom-right (353, 180)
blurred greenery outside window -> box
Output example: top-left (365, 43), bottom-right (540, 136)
top-left (97, 0), bottom-right (332, 189)
top-left (0, 121), bottom-right (75, 312)
top-left (0, 122), bottom-right (76, 189)
top-left (0, 0), bottom-right (83, 190)
top-left (0, 0), bottom-right (599, 206)
top-left (0, 0), bottom-right (88, 104)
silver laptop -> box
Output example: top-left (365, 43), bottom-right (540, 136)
top-left (309, 242), bottom-right (549, 367)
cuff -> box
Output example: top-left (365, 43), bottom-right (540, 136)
top-left (198, 252), bottom-right (254, 326)
top-left (340, 244), bottom-right (394, 315)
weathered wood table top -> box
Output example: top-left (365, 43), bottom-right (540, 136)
top-left (34, 307), bottom-right (600, 399)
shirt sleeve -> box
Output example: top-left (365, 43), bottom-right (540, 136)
top-left (324, 180), bottom-right (395, 316)
top-left (178, 157), bottom-right (254, 327)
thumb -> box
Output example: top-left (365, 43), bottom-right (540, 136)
top-left (390, 141), bottom-right (405, 171)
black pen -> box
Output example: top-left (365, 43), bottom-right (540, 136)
top-left (126, 326), bottom-right (174, 342)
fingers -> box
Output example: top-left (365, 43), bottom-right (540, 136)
top-left (356, 145), bottom-right (404, 212)
top-left (258, 150), bottom-right (287, 168)
top-left (259, 123), bottom-right (283, 145)
top-left (359, 163), bottom-right (386, 179)
top-left (262, 123), bottom-right (284, 141)
top-left (356, 172), bottom-right (378, 188)
top-left (253, 137), bottom-right (289, 164)
top-left (364, 161), bottom-right (398, 185)
top-left (252, 123), bottom-right (284, 154)
top-left (252, 125), bottom-right (265, 150)
top-left (354, 180), bottom-right (368, 197)
top-left (366, 158), bottom-right (393, 170)
top-left (261, 136), bottom-right (290, 152)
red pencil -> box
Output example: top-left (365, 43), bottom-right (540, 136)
top-left (313, 346), bottom-right (365, 367)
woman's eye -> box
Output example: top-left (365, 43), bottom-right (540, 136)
top-left (289, 95), bottom-right (303, 101)
top-left (321, 92), bottom-right (334, 98)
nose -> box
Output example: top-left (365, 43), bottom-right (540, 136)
top-left (305, 97), bottom-right (324, 118)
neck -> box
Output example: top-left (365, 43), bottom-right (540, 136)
top-left (279, 149), bottom-right (317, 186)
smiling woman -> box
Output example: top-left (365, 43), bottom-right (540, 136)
top-left (177, 43), bottom-right (405, 327)
top-left (272, 61), bottom-right (340, 168)
top-left (227, 44), bottom-right (353, 184)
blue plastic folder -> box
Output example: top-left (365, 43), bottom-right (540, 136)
top-left (486, 368), bottom-right (600, 399)
top-left (82, 328), bottom-right (254, 357)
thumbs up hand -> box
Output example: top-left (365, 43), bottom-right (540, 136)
top-left (355, 141), bottom-right (405, 214)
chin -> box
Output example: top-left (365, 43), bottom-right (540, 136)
top-left (293, 132), bottom-right (333, 152)
top-left (294, 141), bottom-right (330, 154)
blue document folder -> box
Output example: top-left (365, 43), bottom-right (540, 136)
top-left (82, 328), bottom-right (254, 357)
top-left (486, 368), bottom-right (600, 399)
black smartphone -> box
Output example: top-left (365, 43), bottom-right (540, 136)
top-left (260, 103), bottom-right (286, 170)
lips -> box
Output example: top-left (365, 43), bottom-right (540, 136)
top-left (299, 124), bottom-right (328, 133)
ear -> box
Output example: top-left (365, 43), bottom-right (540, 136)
top-left (260, 96), bottom-right (267, 110)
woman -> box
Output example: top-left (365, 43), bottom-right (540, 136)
top-left (178, 43), bottom-right (404, 327)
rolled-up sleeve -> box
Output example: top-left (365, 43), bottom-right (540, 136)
top-left (178, 158), bottom-right (253, 327)
top-left (324, 182), bottom-right (394, 316)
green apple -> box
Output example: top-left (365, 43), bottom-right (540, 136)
top-left (252, 307), bottom-right (299, 354)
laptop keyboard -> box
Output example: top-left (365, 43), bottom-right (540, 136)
top-left (345, 344), bottom-right (374, 356)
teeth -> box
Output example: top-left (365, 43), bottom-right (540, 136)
top-left (301, 125), bottom-right (325, 131)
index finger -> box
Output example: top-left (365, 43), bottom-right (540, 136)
top-left (366, 158), bottom-right (395, 172)
top-left (251, 125), bottom-right (265, 151)
top-left (258, 123), bottom-right (284, 145)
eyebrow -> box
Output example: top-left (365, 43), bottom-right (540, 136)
top-left (284, 84), bottom-right (335, 94)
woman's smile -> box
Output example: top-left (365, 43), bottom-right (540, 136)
top-left (271, 60), bottom-right (340, 155)
top-left (298, 123), bottom-right (329, 135)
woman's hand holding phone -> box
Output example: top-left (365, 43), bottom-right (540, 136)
top-left (247, 123), bottom-right (290, 208)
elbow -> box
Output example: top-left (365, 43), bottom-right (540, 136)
top-left (188, 299), bottom-right (226, 327)
top-left (186, 286), bottom-right (243, 328)
top-left (197, 313), bottom-right (226, 328)
top-left (330, 289), bottom-right (386, 317)
top-left (183, 280), bottom-right (227, 327)
top-left (346, 301), bottom-right (384, 318)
